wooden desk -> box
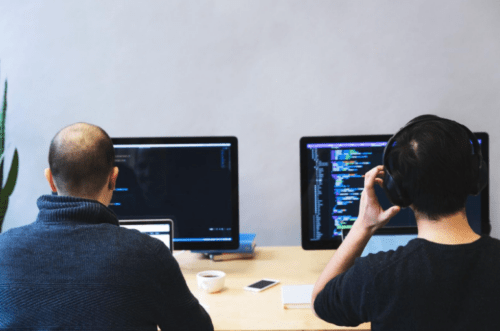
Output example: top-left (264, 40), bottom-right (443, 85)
top-left (175, 246), bottom-right (370, 331)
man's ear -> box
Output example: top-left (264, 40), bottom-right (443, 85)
top-left (44, 168), bottom-right (58, 193)
top-left (108, 166), bottom-right (119, 191)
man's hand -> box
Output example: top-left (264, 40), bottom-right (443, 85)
top-left (355, 165), bottom-right (401, 234)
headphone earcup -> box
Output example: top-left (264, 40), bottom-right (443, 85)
top-left (383, 171), bottom-right (412, 208)
top-left (471, 159), bottom-right (488, 196)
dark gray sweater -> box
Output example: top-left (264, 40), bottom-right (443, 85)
top-left (0, 195), bottom-right (213, 331)
top-left (314, 236), bottom-right (500, 331)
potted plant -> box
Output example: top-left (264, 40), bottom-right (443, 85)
top-left (0, 76), bottom-right (19, 233)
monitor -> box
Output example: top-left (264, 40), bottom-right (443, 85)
top-left (110, 136), bottom-right (239, 251)
top-left (300, 133), bottom-right (490, 250)
top-left (120, 219), bottom-right (173, 251)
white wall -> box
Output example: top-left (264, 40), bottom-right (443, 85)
top-left (1, 0), bottom-right (499, 245)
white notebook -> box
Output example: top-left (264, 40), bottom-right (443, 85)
top-left (281, 284), bottom-right (314, 309)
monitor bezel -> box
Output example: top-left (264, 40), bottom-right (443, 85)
top-left (111, 136), bottom-right (240, 251)
top-left (300, 132), bottom-right (490, 250)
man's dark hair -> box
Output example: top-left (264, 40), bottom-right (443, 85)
top-left (387, 117), bottom-right (474, 220)
top-left (48, 123), bottom-right (115, 197)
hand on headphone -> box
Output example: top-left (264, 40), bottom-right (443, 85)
top-left (355, 165), bottom-right (401, 234)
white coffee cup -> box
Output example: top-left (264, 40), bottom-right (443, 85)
top-left (197, 270), bottom-right (226, 293)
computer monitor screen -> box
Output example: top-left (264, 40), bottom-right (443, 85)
top-left (300, 133), bottom-right (489, 250)
top-left (110, 136), bottom-right (239, 251)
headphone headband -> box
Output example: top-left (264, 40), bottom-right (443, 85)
top-left (383, 115), bottom-right (487, 207)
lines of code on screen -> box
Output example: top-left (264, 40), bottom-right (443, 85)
top-left (307, 143), bottom-right (386, 240)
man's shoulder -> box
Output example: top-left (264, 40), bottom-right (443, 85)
top-left (354, 238), bottom-right (424, 273)
top-left (76, 222), bottom-right (170, 262)
top-left (115, 225), bottom-right (168, 253)
top-left (345, 238), bottom-right (442, 288)
top-left (480, 235), bottom-right (500, 246)
top-left (474, 236), bottom-right (500, 260)
top-left (356, 235), bottom-right (500, 279)
top-left (0, 220), bottom-right (171, 262)
top-left (0, 223), bottom-right (38, 244)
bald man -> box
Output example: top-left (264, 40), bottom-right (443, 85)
top-left (0, 123), bottom-right (213, 331)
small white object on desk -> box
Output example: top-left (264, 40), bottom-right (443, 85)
top-left (281, 284), bottom-right (314, 309)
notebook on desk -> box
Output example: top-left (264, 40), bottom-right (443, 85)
top-left (281, 284), bottom-right (314, 309)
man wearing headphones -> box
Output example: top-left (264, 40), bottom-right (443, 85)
top-left (312, 115), bottom-right (500, 330)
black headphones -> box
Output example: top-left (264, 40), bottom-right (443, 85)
top-left (383, 115), bottom-right (488, 208)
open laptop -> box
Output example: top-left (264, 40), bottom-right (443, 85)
top-left (119, 219), bottom-right (174, 252)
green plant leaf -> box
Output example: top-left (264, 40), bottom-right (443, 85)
top-left (0, 80), bottom-right (6, 157)
top-left (1, 148), bottom-right (18, 197)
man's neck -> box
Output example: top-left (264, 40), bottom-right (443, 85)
top-left (416, 209), bottom-right (480, 245)
top-left (55, 189), bottom-right (111, 207)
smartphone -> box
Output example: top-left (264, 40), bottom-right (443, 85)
top-left (244, 279), bottom-right (280, 292)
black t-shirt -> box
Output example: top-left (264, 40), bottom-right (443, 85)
top-left (314, 236), bottom-right (500, 331)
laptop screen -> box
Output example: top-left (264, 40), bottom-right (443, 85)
top-left (120, 220), bottom-right (173, 251)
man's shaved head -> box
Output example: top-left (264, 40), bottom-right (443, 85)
top-left (48, 123), bottom-right (115, 197)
